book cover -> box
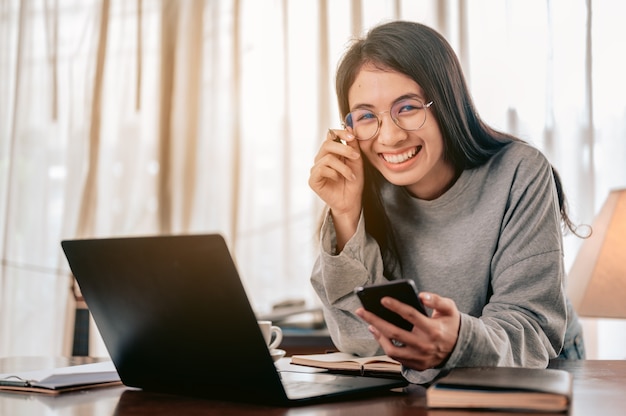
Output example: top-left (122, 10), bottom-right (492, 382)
top-left (427, 366), bottom-right (573, 412)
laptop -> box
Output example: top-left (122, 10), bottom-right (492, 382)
top-left (61, 234), bottom-right (407, 405)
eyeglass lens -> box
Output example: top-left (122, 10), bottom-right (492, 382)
top-left (344, 99), bottom-right (431, 141)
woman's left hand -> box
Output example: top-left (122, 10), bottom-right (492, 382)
top-left (355, 292), bottom-right (461, 370)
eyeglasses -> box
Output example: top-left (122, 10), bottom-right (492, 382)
top-left (343, 98), bottom-right (434, 141)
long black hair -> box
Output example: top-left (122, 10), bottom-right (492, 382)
top-left (334, 21), bottom-right (580, 263)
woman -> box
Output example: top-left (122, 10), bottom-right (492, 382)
top-left (308, 21), bottom-right (585, 384)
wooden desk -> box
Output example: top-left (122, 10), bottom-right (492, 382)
top-left (1, 358), bottom-right (625, 415)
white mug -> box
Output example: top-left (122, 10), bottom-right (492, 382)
top-left (257, 320), bottom-right (283, 350)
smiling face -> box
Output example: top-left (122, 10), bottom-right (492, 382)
top-left (348, 64), bottom-right (457, 200)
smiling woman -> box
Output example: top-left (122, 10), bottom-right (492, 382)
top-left (0, 0), bottom-right (625, 360)
top-left (308, 20), bottom-right (585, 384)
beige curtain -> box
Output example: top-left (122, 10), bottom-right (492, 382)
top-left (1, 0), bottom-right (625, 358)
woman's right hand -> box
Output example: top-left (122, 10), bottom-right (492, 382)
top-left (309, 129), bottom-right (363, 250)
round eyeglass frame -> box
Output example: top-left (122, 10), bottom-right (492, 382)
top-left (343, 99), bottom-right (434, 141)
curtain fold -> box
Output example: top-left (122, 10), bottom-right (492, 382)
top-left (43, 0), bottom-right (59, 120)
top-left (177, 0), bottom-right (203, 231)
top-left (1, 0), bottom-right (26, 264)
top-left (224, 0), bottom-right (240, 245)
top-left (280, 0), bottom-right (293, 273)
top-left (76, 0), bottom-right (110, 239)
top-left (136, 0), bottom-right (142, 111)
top-left (581, 0), bottom-right (596, 218)
top-left (156, 0), bottom-right (178, 233)
top-left (0, 0), bottom-right (27, 356)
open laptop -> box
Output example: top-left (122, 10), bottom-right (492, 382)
top-left (61, 234), bottom-right (407, 405)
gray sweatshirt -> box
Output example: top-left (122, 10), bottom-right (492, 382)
top-left (311, 141), bottom-right (581, 384)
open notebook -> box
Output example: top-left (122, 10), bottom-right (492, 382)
top-left (0, 361), bottom-right (121, 395)
top-left (61, 234), bottom-right (406, 405)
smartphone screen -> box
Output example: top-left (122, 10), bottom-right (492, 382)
top-left (354, 279), bottom-right (427, 331)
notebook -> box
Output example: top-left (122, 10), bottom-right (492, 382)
top-left (60, 234), bottom-right (407, 405)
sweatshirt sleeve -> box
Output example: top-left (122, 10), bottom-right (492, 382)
top-left (310, 209), bottom-right (391, 357)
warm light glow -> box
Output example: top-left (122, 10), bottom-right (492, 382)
top-left (568, 189), bottom-right (626, 318)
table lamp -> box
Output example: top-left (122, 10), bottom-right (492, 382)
top-left (567, 188), bottom-right (626, 318)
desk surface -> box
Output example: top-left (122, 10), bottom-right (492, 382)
top-left (1, 358), bottom-right (624, 415)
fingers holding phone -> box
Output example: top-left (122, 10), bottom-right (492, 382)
top-left (354, 280), bottom-right (460, 370)
top-left (355, 280), bottom-right (427, 331)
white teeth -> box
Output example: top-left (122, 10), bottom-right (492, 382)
top-left (382, 147), bottom-right (419, 164)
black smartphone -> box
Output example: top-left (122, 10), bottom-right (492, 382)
top-left (354, 279), bottom-right (427, 331)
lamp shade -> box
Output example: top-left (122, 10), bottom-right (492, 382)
top-left (568, 189), bottom-right (626, 318)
